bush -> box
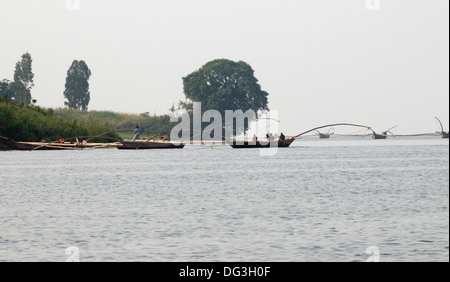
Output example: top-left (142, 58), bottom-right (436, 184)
top-left (57, 108), bottom-right (174, 139)
top-left (0, 99), bottom-right (119, 143)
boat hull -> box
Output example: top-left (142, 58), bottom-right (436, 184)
top-left (118, 140), bottom-right (185, 149)
top-left (229, 138), bottom-right (295, 148)
top-left (318, 133), bottom-right (331, 139)
top-left (11, 141), bottom-right (117, 150)
top-left (372, 134), bottom-right (387, 139)
top-left (441, 132), bottom-right (449, 139)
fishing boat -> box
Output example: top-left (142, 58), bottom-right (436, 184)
top-left (371, 133), bottom-right (387, 139)
top-left (371, 125), bottom-right (397, 140)
top-left (435, 117), bottom-right (449, 139)
top-left (441, 132), bottom-right (450, 139)
top-left (318, 133), bottom-right (331, 139)
top-left (293, 123), bottom-right (372, 140)
top-left (315, 128), bottom-right (334, 139)
top-left (229, 138), bottom-right (295, 148)
top-left (117, 140), bottom-right (185, 149)
top-left (10, 141), bottom-right (117, 150)
top-left (0, 145), bottom-right (12, 151)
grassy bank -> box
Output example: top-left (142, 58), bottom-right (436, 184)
top-left (57, 109), bottom-right (174, 139)
top-left (0, 99), bottom-right (119, 144)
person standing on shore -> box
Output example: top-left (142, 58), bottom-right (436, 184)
top-left (132, 126), bottom-right (140, 141)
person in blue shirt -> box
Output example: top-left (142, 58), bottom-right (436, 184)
top-left (132, 126), bottom-right (140, 141)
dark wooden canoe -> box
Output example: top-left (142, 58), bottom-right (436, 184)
top-left (229, 138), bottom-right (295, 148)
top-left (318, 133), bottom-right (331, 139)
top-left (372, 133), bottom-right (387, 139)
top-left (117, 140), bottom-right (185, 150)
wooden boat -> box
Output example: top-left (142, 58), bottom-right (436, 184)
top-left (435, 117), bottom-right (449, 139)
top-left (372, 133), bottom-right (387, 139)
top-left (315, 128), bottom-right (334, 139)
top-left (293, 123), bottom-right (372, 139)
top-left (117, 140), bottom-right (185, 150)
top-left (229, 138), bottom-right (295, 148)
top-left (318, 133), bottom-right (331, 139)
top-left (10, 141), bottom-right (117, 150)
top-left (371, 125), bottom-right (398, 140)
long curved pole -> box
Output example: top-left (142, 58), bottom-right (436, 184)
top-left (385, 125), bottom-right (398, 133)
top-left (435, 117), bottom-right (444, 132)
top-left (293, 123), bottom-right (372, 139)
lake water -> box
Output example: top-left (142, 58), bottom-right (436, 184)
top-left (0, 137), bottom-right (448, 262)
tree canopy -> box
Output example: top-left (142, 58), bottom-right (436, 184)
top-left (64, 60), bottom-right (91, 111)
top-left (183, 59), bottom-right (269, 114)
top-left (12, 52), bottom-right (34, 104)
top-left (182, 59), bottom-right (269, 135)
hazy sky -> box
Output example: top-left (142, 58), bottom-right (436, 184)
top-left (0, 0), bottom-right (448, 135)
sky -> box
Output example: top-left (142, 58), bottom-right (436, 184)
top-left (0, 0), bottom-right (448, 135)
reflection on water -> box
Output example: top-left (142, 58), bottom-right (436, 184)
top-left (0, 138), bottom-right (448, 261)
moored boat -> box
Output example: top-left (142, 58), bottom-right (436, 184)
top-left (315, 128), bottom-right (334, 139)
top-left (117, 140), bottom-right (185, 149)
top-left (435, 117), bottom-right (449, 139)
top-left (372, 133), bottom-right (387, 139)
top-left (318, 133), bottom-right (331, 139)
top-left (10, 141), bottom-right (117, 150)
top-left (229, 138), bottom-right (295, 148)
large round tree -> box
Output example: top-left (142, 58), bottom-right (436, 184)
top-left (182, 59), bottom-right (269, 135)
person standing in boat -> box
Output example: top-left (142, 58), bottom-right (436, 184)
top-left (76, 137), bottom-right (85, 146)
top-left (132, 126), bottom-right (140, 141)
top-left (280, 133), bottom-right (286, 140)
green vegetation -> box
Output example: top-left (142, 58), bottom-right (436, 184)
top-left (64, 60), bottom-right (91, 110)
top-left (182, 59), bottom-right (269, 135)
top-left (0, 98), bottom-right (174, 146)
top-left (13, 52), bottom-right (35, 105)
top-left (2, 53), bottom-right (35, 105)
top-left (56, 109), bottom-right (174, 139)
top-left (1, 57), bottom-right (270, 147)
top-left (0, 98), bottom-right (119, 145)
top-left (0, 79), bottom-right (14, 100)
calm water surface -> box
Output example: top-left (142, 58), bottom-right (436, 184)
top-left (0, 137), bottom-right (448, 261)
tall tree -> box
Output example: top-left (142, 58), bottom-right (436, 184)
top-left (64, 60), bottom-right (91, 110)
top-left (182, 59), bottom-right (269, 135)
top-left (13, 52), bottom-right (34, 104)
